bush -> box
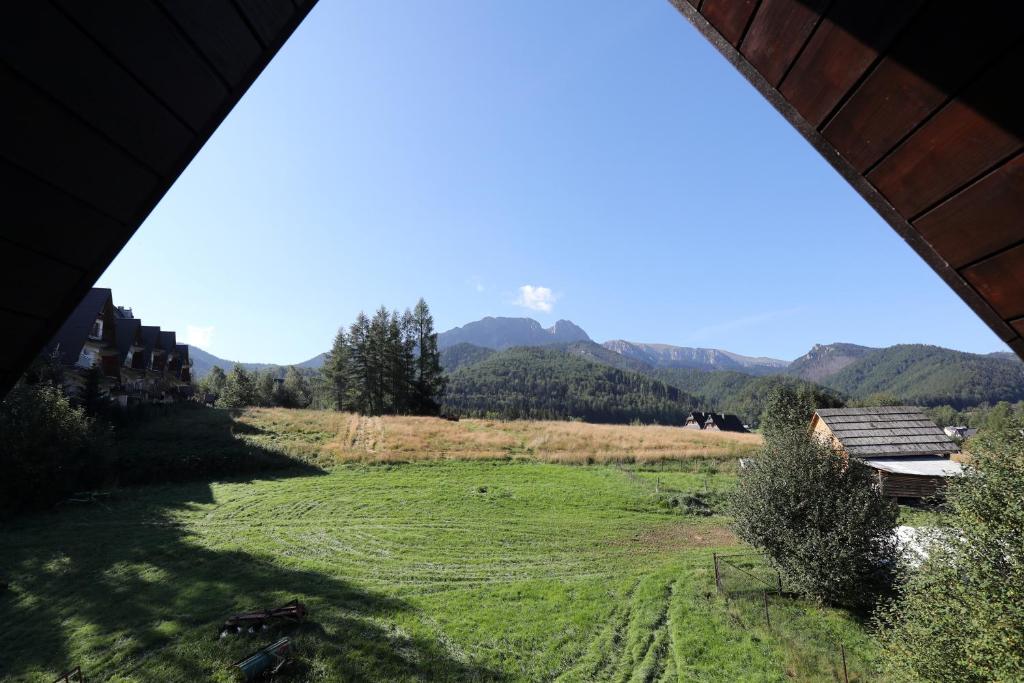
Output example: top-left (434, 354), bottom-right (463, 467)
top-left (877, 419), bottom-right (1024, 681)
top-left (730, 431), bottom-right (898, 609)
top-left (0, 381), bottom-right (111, 516)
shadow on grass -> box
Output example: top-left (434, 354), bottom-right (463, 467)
top-left (110, 404), bottom-right (324, 487)
top-left (0, 407), bottom-right (505, 681)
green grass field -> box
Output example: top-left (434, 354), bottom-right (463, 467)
top-left (0, 411), bottom-right (882, 681)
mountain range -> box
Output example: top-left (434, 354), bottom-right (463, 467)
top-left (189, 346), bottom-right (325, 380)
top-left (437, 317), bottom-right (590, 350)
top-left (190, 315), bottom-right (1024, 420)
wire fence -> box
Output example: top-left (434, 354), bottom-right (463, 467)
top-left (711, 553), bottom-right (876, 682)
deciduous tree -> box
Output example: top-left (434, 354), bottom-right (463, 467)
top-left (878, 419), bottom-right (1024, 681)
top-left (731, 430), bottom-right (898, 609)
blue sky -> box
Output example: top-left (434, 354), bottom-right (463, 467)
top-left (97, 1), bottom-right (1006, 364)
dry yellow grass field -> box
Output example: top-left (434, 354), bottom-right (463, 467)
top-left (238, 408), bottom-right (762, 465)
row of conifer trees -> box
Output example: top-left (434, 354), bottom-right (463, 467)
top-left (320, 298), bottom-right (446, 415)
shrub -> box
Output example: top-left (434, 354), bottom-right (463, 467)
top-left (877, 419), bottom-right (1024, 681)
top-left (0, 381), bottom-right (111, 516)
top-left (730, 431), bottom-right (898, 609)
top-left (759, 385), bottom-right (815, 445)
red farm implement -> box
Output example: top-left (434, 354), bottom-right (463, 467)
top-left (219, 600), bottom-right (307, 637)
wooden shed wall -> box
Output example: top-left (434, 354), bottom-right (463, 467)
top-left (876, 471), bottom-right (946, 500)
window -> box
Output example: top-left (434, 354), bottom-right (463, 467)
top-left (89, 319), bottom-right (103, 339)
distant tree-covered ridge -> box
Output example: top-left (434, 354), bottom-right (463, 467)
top-left (439, 338), bottom-right (1022, 424)
top-left (195, 312), bottom-right (1024, 424)
top-left (441, 346), bottom-right (698, 424)
top-left (440, 342), bottom-right (496, 373)
top-left (821, 344), bottom-right (1024, 409)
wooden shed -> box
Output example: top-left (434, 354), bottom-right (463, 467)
top-left (811, 407), bottom-right (962, 500)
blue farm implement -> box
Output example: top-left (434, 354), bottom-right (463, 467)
top-left (233, 638), bottom-right (292, 680)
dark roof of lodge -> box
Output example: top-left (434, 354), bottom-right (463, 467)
top-left (139, 325), bottom-right (161, 368)
top-left (672, 1), bottom-right (1024, 358)
top-left (814, 407), bottom-right (959, 458)
top-left (687, 411), bottom-right (707, 423)
top-left (159, 331), bottom-right (177, 353)
top-left (45, 288), bottom-right (113, 365)
top-left (140, 325), bottom-right (160, 353)
top-left (114, 317), bottom-right (142, 362)
top-left (704, 413), bottom-right (748, 432)
top-left (0, 1), bottom-right (317, 395)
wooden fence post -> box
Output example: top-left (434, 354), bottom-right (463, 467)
top-left (713, 553), bottom-right (721, 593)
top-left (762, 591), bottom-right (771, 630)
top-left (840, 644), bottom-right (849, 683)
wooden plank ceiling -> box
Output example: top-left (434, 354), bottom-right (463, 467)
top-left (0, 0), bottom-right (317, 395)
top-left (673, 0), bottom-right (1024, 357)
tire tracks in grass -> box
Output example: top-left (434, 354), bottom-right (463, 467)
top-left (625, 580), bottom-right (676, 683)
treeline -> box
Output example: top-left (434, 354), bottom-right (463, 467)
top-left (650, 368), bottom-right (844, 426)
top-left (925, 399), bottom-right (1024, 430)
top-left (320, 298), bottom-right (446, 415)
top-left (196, 364), bottom-right (314, 409)
top-left (441, 346), bottom-right (698, 424)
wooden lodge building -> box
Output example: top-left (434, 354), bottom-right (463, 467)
top-left (811, 407), bottom-right (962, 500)
top-left (684, 411), bottom-right (748, 433)
top-left (43, 288), bottom-right (191, 405)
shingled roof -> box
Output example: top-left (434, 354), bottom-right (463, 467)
top-left (114, 317), bottom-right (142, 363)
top-left (813, 407), bottom-right (958, 458)
top-left (45, 288), bottom-right (114, 365)
top-left (139, 325), bottom-right (161, 365)
top-left (704, 413), bottom-right (748, 433)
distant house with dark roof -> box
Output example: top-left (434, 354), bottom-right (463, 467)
top-left (943, 425), bottom-right (978, 440)
top-left (703, 413), bottom-right (748, 433)
top-left (44, 288), bottom-right (121, 392)
top-left (683, 411), bottom-right (706, 429)
top-left (811, 407), bottom-right (962, 500)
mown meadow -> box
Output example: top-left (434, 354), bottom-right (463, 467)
top-left (0, 408), bottom-right (882, 681)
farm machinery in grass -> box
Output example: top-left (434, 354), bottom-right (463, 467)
top-left (219, 599), bottom-right (307, 637)
top-left (233, 638), bottom-right (293, 681)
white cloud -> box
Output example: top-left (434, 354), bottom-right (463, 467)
top-left (182, 325), bottom-right (215, 348)
top-left (515, 285), bottom-right (557, 313)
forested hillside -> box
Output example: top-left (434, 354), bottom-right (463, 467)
top-left (190, 346), bottom-right (323, 380)
top-left (441, 347), bottom-right (698, 424)
top-left (650, 368), bottom-right (842, 425)
top-left (439, 343), bottom-right (496, 372)
top-left (823, 344), bottom-right (1024, 408)
top-left (786, 343), bottom-right (874, 382)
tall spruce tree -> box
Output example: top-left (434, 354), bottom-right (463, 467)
top-left (323, 329), bottom-right (350, 410)
top-left (411, 298), bottom-right (446, 414)
top-left (347, 312), bottom-right (371, 414)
